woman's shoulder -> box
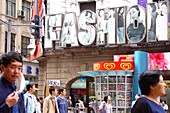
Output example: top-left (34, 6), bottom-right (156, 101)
top-left (131, 97), bottom-right (152, 113)
top-left (137, 97), bottom-right (148, 102)
top-left (134, 97), bottom-right (150, 107)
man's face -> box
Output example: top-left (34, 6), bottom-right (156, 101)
top-left (52, 89), bottom-right (58, 96)
top-left (61, 89), bottom-right (66, 96)
top-left (30, 85), bottom-right (36, 93)
top-left (1, 61), bottom-right (22, 83)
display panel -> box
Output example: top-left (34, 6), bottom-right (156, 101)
top-left (95, 71), bottom-right (133, 113)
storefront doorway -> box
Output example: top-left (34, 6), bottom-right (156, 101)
top-left (66, 76), bottom-right (95, 112)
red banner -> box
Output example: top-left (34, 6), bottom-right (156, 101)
top-left (29, 40), bottom-right (43, 61)
top-left (93, 61), bottom-right (134, 71)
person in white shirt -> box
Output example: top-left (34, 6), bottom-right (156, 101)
top-left (162, 100), bottom-right (168, 112)
top-left (78, 98), bottom-right (85, 109)
top-left (36, 98), bottom-right (41, 113)
top-left (99, 95), bottom-right (113, 113)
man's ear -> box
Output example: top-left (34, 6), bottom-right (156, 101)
top-left (0, 64), bottom-right (5, 73)
top-left (150, 85), bottom-right (154, 90)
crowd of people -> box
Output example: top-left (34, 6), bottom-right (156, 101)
top-left (0, 51), bottom-right (86, 113)
top-left (0, 52), bottom-right (169, 113)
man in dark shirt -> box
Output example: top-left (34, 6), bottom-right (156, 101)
top-left (0, 51), bottom-right (25, 113)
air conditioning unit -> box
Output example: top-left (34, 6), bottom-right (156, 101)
top-left (17, 10), bottom-right (25, 18)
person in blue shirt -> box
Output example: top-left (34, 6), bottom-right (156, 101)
top-left (0, 51), bottom-right (25, 113)
top-left (57, 87), bottom-right (67, 113)
top-left (131, 70), bottom-right (166, 113)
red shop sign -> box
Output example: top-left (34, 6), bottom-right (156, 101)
top-left (93, 61), bottom-right (134, 71)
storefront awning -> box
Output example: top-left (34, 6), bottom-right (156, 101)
top-left (77, 71), bottom-right (108, 77)
top-left (78, 70), bottom-right (134, 77)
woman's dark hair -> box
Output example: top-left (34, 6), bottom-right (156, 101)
top-left (49, 86), bottom-right (56, 95)
top-left (98, 9), bottom-right (104, 17)
top-left (103, 96), bottom-right (108, 103)
top-left (160, 2), bottom-right (167, 16)
top-left (108, 8), bottom-right (115, 18)
top-left (118, 7), bottom-right (124, 15)
top-left (131, 5), bottom-right (140, 16)
top-left (139, 70), bottom-right (163, 95)
top-left (150, 3), bottom-right (157, 12)
top-left (85, 10), bottom-right (93, 19)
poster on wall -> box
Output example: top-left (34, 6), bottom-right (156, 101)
top-left (126, 5), bottom-right (146, 43)
top-left (147, 2), bottom-right (158, 42)
top-left (156, 1), bottom-right (168, 41)
top-left (114, 52), bottom-right (170, 70)
top-left (107, 8), bottom-right (116, 45)
top-left (114, 55), bottom-right (134, 62)
top-left (149, 52), bottom-right (170, 70)
top-left (117, 7), bottom-right (126, 44)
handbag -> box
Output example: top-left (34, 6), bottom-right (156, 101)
top-left (99, 104), bottom-right (106, 113)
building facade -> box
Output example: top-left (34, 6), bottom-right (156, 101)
top-left (37, 0), bottom-right (170, 112)
top-left (0, 0), bottom-right (39, 86)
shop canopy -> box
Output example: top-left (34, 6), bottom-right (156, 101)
top-left (78, 61), bottom-right (134, 77)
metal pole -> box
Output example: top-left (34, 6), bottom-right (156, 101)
top-left (36, 0), bottom-right (38, 15)
top-left (0, 19), bottom-right (8, 25)
top-left (7, 19), bottom-right (11, 53)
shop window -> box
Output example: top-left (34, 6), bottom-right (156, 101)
top-left (95, 71), bottom-right (133, 112)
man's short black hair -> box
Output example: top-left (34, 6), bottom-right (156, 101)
top-left (58, 87), bottom-right (65, 95)
top-left (49, 86), bottom-right (56, 95)
top-left (26, 83), bottom-right (35, 91)
top-left (0, 51), bottom-right (23, 72)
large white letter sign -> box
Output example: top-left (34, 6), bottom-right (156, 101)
top-left (117, 7), bottom-right (126, 44)
top-left (147, 2), bottom-right (158, 42)
top-left (126, 5), bottom-right (146, 43)
top-left (61, 12), bottom-right (79, 47)
top-left (107, 8), bottom-right (116, 45)
top-left (45, 14), bottom-right (63, 48)
top-left (78, 10), bottom-right (97, 46)
top-left (97, 9), bottom-right (107, 45)
top-left (156, 1), bottom-right (168, 41)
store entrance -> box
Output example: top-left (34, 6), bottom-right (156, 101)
top-left (68, 76), bottom-right (95, 112)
